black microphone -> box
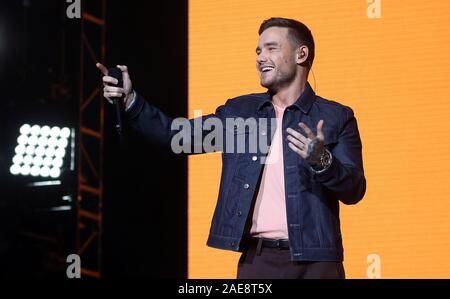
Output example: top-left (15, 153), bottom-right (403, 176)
top-left (107, 67), bottom-right (124, 140)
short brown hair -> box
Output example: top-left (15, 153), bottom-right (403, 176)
top-left (259, 17), bottom-right (315, 68)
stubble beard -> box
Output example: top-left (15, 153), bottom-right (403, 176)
top-left (260, 67), bottom-right (297, 93)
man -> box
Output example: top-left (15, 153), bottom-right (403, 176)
top-left (97, 17), bottom-right (366, 279)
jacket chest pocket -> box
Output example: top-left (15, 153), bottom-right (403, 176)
top-left (224, 121), bottom-right (260, 154)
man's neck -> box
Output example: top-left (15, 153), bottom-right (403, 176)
top-left (271, 76), bottom-right (307, 109)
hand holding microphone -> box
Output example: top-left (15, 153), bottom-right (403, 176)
top-left (96, 62), bottom-right (134, 108)
top-left (96, 62), bottom-right (134, 140)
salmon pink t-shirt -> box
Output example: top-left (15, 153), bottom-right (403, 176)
top-left (250, 103), bottom-right (288, 240)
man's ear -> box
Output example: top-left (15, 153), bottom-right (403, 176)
top-left (296, 45), bottom-right (309, 65)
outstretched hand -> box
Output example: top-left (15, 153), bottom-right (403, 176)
top-left (286, 120), bottom-right (326, 166)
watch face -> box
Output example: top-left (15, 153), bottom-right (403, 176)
top-left (321, 151), bottom-right (331, 167)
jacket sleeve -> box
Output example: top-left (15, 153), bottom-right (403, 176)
top-left (311, 107), bottom-right (366, 205)
top-left (125, 92), bottom-right (227, 154)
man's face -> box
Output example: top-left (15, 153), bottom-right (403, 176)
top-left (256, 27), bottom-right (298, 91)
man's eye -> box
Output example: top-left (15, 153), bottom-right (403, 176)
top-left (268, 47), bottom-right (276, 51)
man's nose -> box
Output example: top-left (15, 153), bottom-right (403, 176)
top-left (257, 52), bottom-right (268, 64)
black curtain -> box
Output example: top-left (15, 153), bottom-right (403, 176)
top-left (102, 1), bottom-right (188, 278)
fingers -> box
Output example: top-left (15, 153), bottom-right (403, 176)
top-left (286, 127), bottom-right (308, 159)
top-left (97, 63), bottom-right (129, 103)
top-left (96, 62), bottom-right (108, 76)
top-left (97, 63), bottom-right (130, 79)
top-left (102, 75), bottom-right (118, 85)
top-left (116, 65), bottom-right (128, 72)
top-left (287, 135), bottom-right (306, 151)
top-left (104, 91), bottom-right (123, 98)
top-left (286, 127), bottom-right (308, 143)
top-left (104, 86), bottom-right (124, 93)
top-left (288, 142), bottom-right (306, 159)
top-left (316, 120), bottom-right (324, 141)
top-left (298, 122), bottom-right (315, 139)
top-left (116, 65), bottom-right (130, 81)
top-left (287, 121), bottom-right (326, 159)
top-left (103, 85), bottom-right (125, 98)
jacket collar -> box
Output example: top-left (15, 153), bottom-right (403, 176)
top-left (257, 82), bottom-right (316, 114)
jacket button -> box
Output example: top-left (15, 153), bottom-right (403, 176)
top-left (237, 210), bottom-right (242, 216)
top-left (243, 183), bottom-right (249, 189)
top-left (230, 242), bottom-right (236, 247)
top-left (252, 156), bottom-right (257, 161)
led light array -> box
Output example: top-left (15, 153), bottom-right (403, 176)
top-left (10, 124), bottom-right (71, 178)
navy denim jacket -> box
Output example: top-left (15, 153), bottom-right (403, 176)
top-left (126, 83), bottom-right (366, 262)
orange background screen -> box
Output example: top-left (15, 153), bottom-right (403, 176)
top-left (188, 0), bottom-right (450, 278)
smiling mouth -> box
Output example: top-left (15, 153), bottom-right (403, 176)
top-left (260, 66), bottom-right (275, 73)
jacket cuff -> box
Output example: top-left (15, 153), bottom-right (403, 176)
top-left (125, 92), bottom-right (145, 120)
top-left (310, 153), bottom-right (340, 183)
